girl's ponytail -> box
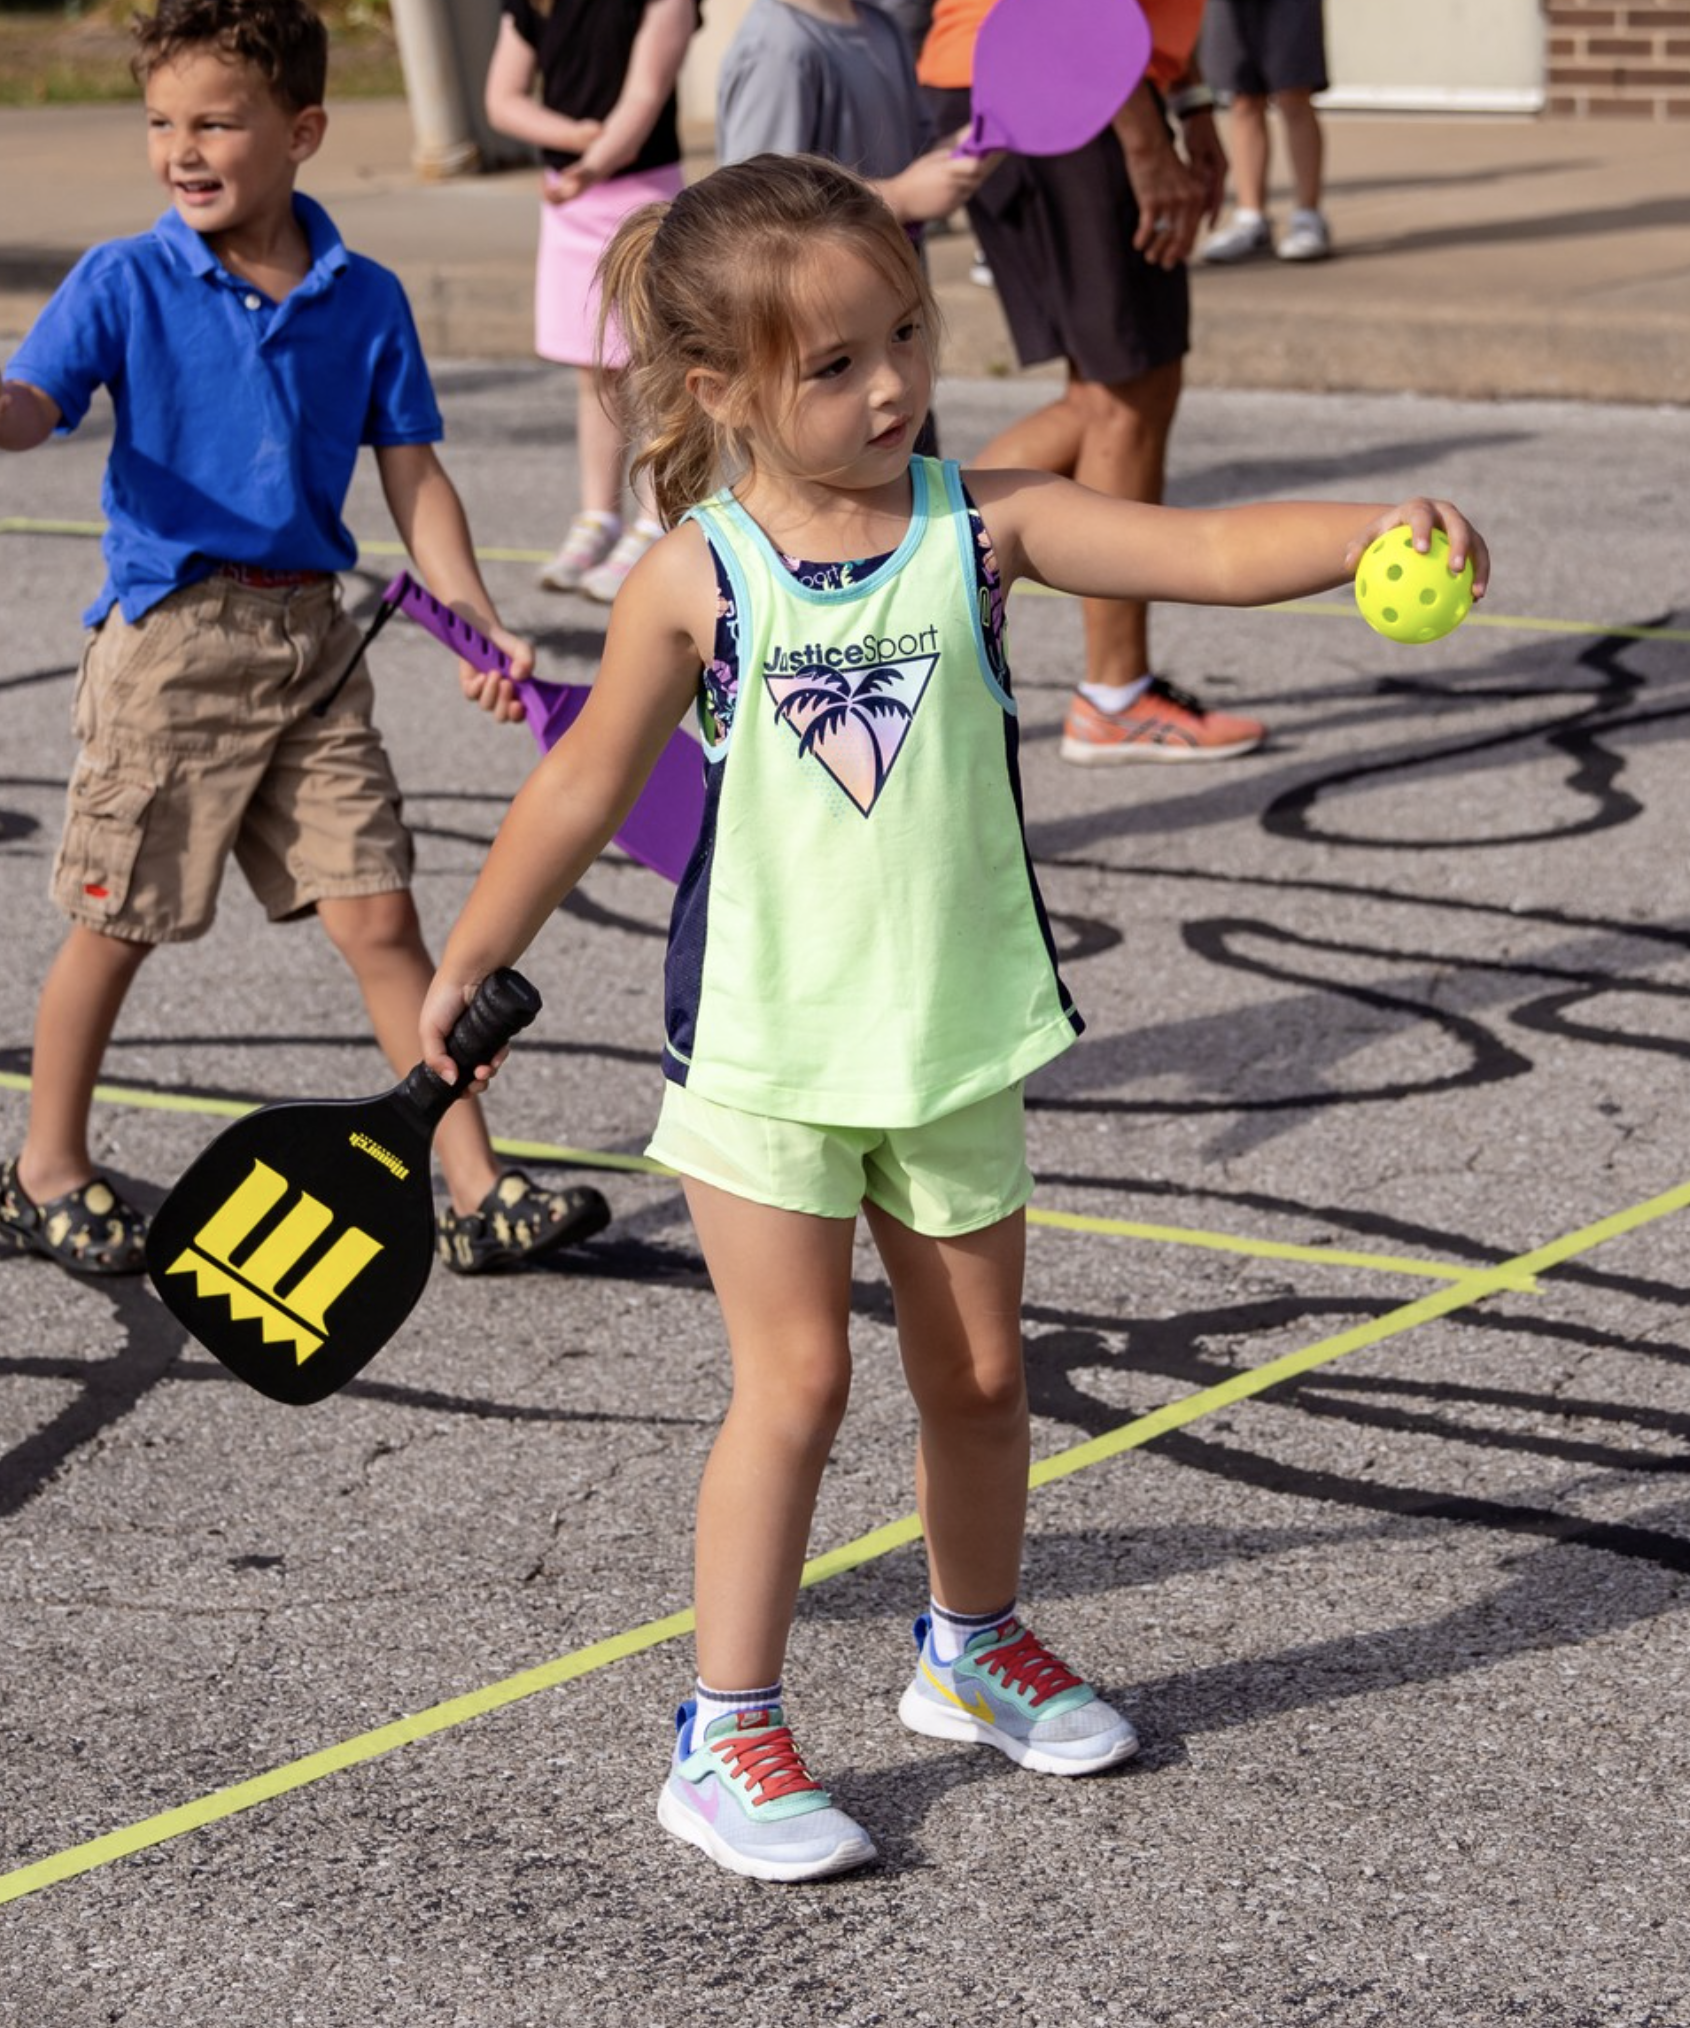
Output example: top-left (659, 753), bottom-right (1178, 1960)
top-left (597, 200), bottom-right (728, 529)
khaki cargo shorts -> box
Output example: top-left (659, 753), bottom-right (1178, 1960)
top-left (54, 573), bottom-right (414, 944)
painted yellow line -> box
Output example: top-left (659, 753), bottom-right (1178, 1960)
top-left (0, 517), bottom-right (107, 537)
top-left (0, 1611), bottom-right (696, 1909)
top-left (3, 518), bottom-right (1683, 645)
top-left (488, 1133), bottom-right (672, 1178)
top-left (3, 1172), bottom-right (1685, 1907)
top-left (1265, 597), bottom-right (1690, 645)
top-left (1, 1071), bottom-right (1497, 1272)
top-left (1031, 1175), bottom-right (1690, 1486)
top-left (1030, 1205), bottom-right (1536, 1291)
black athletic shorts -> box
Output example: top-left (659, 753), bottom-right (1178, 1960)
top-left (926, 84), bottom-right (1189, 386)
top-left (1199, 0), bottom-right (1329, 98)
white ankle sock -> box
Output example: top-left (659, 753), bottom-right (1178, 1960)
top-left (691, 1679), bottom-right (783, 1741)
top-left (927, 1600), bottom-right (1015, 1664)
top-left (1080, 676), bottom-right (1154, 715)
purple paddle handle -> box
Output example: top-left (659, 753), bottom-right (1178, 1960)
top-left (382, 571), bottom-right (703, 886)
top-left (380, 571), bottom-right (510, 675)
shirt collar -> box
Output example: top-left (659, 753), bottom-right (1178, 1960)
top-left (153, 192), bottom-right (350, 290)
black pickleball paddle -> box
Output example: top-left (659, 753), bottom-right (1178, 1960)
top-left (145, 969), bottom-right (541, 1405)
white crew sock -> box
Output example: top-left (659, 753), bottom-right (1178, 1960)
top-left (927, 1599), bottom-right (1016, 1664)
top-left (691, 1678), bottom-right (784, 1743)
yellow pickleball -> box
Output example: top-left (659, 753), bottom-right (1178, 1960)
top-left (1355, 525), bottom-right (1475, 643)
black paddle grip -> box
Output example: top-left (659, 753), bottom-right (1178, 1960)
top-left (446, 967), bottom-right (542, 1080)
top-left (400, 967), bottom-right (543, 1126)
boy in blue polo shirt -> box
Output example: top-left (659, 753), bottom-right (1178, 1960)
top-left (0, 0), bottom-right (609, 1277)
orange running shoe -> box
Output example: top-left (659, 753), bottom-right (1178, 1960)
top-left (1060, 678), bottom-right (1265, 764)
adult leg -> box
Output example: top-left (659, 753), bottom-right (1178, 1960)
top-left (1226, 91), bottom-right (1271, 214)
top-left (979, 362), bottom-right (1179, 685)
top-left (683, 1179), bottom-right (858, 1690)
top-left (1271, 89), bottom-right (1331, 259)
top-left (1276, 88), bottom-right (1325, 212)
top-left (977, 389), bottom-right (1083, 480)
top-left (1068, 361), bottom-right (1184, 689)
top-left (1199, 92), bottom-right (1273, 261)
top-left (16, 924), bottom-right (151, 1200)
top-left (865, 1203), bottom-right (1029, 1615)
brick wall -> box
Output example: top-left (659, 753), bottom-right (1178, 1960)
top-left (1545, 1), bottom-right (1690, 116)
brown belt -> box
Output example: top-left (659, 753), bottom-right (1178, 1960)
top-left (217, 563), bottom-right (332, 590)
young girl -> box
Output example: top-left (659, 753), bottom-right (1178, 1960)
top-left (420, 154), bottom-right (1490, 1883)
top-left (483, 0), bottom-right (700, 601)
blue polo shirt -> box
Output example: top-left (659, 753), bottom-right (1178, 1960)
top-left (6, 194), bottom-right (443, 624)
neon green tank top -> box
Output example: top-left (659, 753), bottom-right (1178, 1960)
top-left (666, 457), bottom-right (1081, 1127)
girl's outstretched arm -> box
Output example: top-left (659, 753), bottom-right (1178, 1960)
top-left (419, 523), bottom-right (712, 1084)
top-left (968, 468), bottom-right (1491, 613)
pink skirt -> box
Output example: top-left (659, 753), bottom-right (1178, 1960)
top-left (535, 161), bottom-right (685, 368)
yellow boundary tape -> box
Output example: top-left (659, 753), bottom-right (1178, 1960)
top-left (2, 519), bottom-right (1687, 644)
top-left (0, 1069), bottom-right (1533, 1286)
top-left (3, 1143), bottom-right (1685, 1907)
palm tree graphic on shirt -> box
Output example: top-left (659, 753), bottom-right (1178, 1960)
top-left (765, 656), bottom-right (938, 815)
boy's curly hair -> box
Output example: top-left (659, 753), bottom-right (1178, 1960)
top-left (130, 0), bottom-right (328, 112)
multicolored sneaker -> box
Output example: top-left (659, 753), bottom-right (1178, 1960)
top-left (657, 1701), bottom-right (878, 1883)
top-left (897, 1614), bottom-right (1139, 1776)
top-left (1059, 679), bottom-right (1265, 764)
top-left (579, 521), bottom-right (662, 604)
top-left (537, 511), bottom-right (621, 593)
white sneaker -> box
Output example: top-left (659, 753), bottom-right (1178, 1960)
top-left (537, 511), bottom-right (620, 592)
top-left (580, 520), bottom-right (662, 604)
top-left (657, 1701), bottom-right (877, 1883)
top-left (897, 1613), bottom-right (1139, 1776)
top-left (1197, 210), bottom-right (1271, 264)
top-left (1277, 208), bottom-right (1332, 262)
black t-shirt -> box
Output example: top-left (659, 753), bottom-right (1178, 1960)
top-left (503, 0), bottom-right (699, 174)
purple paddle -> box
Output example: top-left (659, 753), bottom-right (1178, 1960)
top-left (958, 0), bottom-right (1153, 158)
top-left (318, 571), bottom-right (702, 886)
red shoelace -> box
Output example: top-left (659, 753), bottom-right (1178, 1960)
top-left (976, 1624), bottom-right (1083, 1709)
top-left (712, 1725), bottom-right (824, 1804)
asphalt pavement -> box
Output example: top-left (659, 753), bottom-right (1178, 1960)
top-left (3, 92), bottom-right (1690, 2028)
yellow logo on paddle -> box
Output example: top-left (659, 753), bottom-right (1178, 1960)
top-left (160, 1158), bottom-right (383, 1364)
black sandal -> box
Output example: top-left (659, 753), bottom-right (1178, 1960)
top-left (436, 1168), bottom-right (611, 1276)
top-left (0, 1155), bottom-right (149, 1276)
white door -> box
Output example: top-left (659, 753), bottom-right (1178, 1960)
top-left (1322, 0), bottom-right (1544, 114)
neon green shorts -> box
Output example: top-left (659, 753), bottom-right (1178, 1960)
top-left (645, 1080), bottom-right (1033, 1237)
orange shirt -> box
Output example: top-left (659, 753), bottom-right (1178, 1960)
top-left (916, 0), bottom-right (992, 88)
top-left (918, 0), bottom-right (1205, 94)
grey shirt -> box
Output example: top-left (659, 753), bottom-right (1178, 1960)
top-left (716, 0), bottom-right (934, 181)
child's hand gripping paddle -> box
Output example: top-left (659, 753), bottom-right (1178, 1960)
top-left (145, 969), bottom-right (542, 1406)
top-left (318, 570), bottom-right (704, 885)
top-left (957, 0), bottom-right (1153, 157)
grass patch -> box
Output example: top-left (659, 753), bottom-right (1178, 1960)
top-left (0, 3), bottom-right (405, 107)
